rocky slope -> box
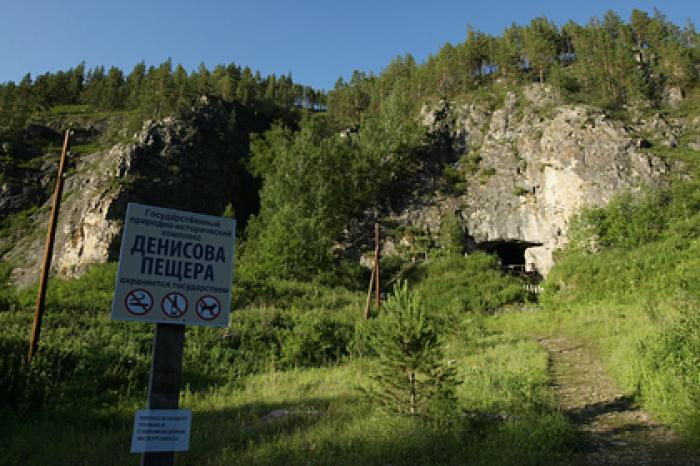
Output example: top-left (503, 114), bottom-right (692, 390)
top-left (1, 97), bottom-right (264, 287)
top-left (402, 84), bottom-right (675, 275)
top-left (0, 86), bottom-right (684, 285)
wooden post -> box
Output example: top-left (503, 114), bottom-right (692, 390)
top-left (374, 222), bottom-right (381, 313)
top-left (363, 267), bottom-right (375, 320)
top-left (141, 323), bottom-right (186, 466)
top-left (28, 129), bottom-right (70, 362)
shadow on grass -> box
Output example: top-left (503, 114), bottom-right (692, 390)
top-left (1, 387), bottom-right (577, 466)
top-left (185, 396), bottom-right (574, 466)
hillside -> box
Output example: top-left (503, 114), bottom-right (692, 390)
top-left (2, 8), bottom-right (700, 466)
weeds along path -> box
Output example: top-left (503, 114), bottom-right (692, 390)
top-left (539, 336), bottom-right (700, 465)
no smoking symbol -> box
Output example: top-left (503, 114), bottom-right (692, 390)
top-left (125, 289), bottom-right (153, 316)
top-left (162, 292), bottom-right (188, 318)
top-left (196, 296), bottom-right (221, 320)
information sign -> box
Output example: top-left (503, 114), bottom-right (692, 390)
top-left (112, 203), bottom-right (235, 327)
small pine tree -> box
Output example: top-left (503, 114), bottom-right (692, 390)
top-left (363, 281), bottom-right (459, 418)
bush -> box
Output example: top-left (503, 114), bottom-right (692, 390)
top-left (565, 188), bottom-right (670, 254)
top-left (281, 309), bottom-right (355, 367)
top-left (638, 298), bottom-right (700, 436)
top-left (415, 252), bottom-right (526, 317)
top-left (0, 336), bottom-right (65, 411)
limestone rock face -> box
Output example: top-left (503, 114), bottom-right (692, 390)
top-left (413, 85), bottom-right (671, 275)
top-left (3, 97), bottom-right (249, 286)
top-left (420, 99), bottom-right (491, 159)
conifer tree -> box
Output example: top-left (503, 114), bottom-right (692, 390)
top-left (102, 66), bottom-right (126, 109)
top-left (362, 281), bottom-right (459, 417)
top-left (523, 17), bottom-right (560, 82)
top-left (172, 64), bottom-right (192, 110)
top-left (126, 62), bottom-right (146, 108)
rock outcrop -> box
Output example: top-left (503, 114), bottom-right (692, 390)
top-left (411, 85), bottom-right (671, 275)
top-left (3, 97), bottom-right (259, 286)
top-left (1, 86), bottom-right (678, 284)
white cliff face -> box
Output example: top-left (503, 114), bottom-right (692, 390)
top-left (5, 145), bottom-right (129, 285)
top-left (418, 85), bottom-right (671, 275)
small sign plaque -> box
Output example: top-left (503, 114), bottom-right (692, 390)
top-left (131, 409), bottom-right (192, 453)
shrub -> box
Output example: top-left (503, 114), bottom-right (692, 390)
top-left (638, 298), bottom-right (700, 436)
top-left (362, 282), bottom-right (459, 419)
top-left (415, 253), bottom-right (526, 316)
top-left (565, 187), bottom-right (670, 254)
top-left (281, 309), bottom-right (354, 367)
top-left (439, 212), bottom-right (466, 255)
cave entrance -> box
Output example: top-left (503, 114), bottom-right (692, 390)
top-left (478, 240), bottom-right (543, 273)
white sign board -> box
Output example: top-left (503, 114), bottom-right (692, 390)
top-left (131, 409), bottom-right (192, 453)
top-left (112, 203), bottom-right (235, 327)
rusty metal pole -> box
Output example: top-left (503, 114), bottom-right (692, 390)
top-left (28, 129), bottom-right (70, 362)
top-left (363, 267), bottom-right (375, 319)
top-left (375, 222), bottom-right (380, 313)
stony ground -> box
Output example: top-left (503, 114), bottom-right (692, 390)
top-left (539, 336), bottom-right (700, 466)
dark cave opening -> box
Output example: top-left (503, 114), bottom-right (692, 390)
top-left (478, 240), bottom-right (543, 272)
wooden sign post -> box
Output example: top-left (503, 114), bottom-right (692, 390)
top-left (141, 323), bottom-right (186, 466)
top-left (28, 129), bottom-right (70, 362)
top-left (112, 203), bottom-right (237, 464)
top-left (375, 222), bottom-right (381, 313)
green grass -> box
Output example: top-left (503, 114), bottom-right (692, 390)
top-left (0, 206), bottom-right (39, 246)
top-left (1, 351), bottom-right (572, 465)
top-left (0, 255), bottom-right (575, 465)
top-left (71, 143), bottom-right (106, 155)
top-left (40, 104), bottom-right (131, 119)
top-left (45, 104), bottom-right (93, 116)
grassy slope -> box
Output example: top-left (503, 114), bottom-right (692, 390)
top-left (0, 256), bottom-right (573, 466)
top-left (492, 132), bottom-right (700, 440)
top-left (3, 98), bottom-right (699, 464)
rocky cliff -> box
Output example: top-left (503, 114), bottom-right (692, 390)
top-left (401, 85), bottom-right (675, 275)
top-left (1, 97), bottom-right (265, 287)
top-left (0, 86), bottom-right (682, 285)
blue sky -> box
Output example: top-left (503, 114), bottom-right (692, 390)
top-left (1, 1), bottom-right (697, 90)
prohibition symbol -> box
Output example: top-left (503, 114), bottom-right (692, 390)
top-left (162, 292), bottom-right (188, 318)
top-left (195, 295), bottom-right (221, 320)
top-left (125, 289), bottom-right (153, 316)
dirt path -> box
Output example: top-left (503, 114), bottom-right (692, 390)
top-left (539, 336), bottom-right (700, 465)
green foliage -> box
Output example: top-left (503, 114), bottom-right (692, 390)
top-left (242, 95), bottom-right (426, 281)
top-left (0, 264), bottom-right (575, 465)
top-left (637, 298), bottom-right (700, 435)
top-left (542, 165), bottom-right (700, 442)
top-left (439, 211), bottom-right (466, 254)
top-left (0, 264), bottom-right (364, 417)
top-left (523, 17), bottom-right (561, 83)
top-left (0, 59), bottom-right (325, 130)
top-left (415, 253), bottom-right (526, 316)
top-left (222, 202), bottom-right (235, 218)
top-left (323, 10), bottom-right (698, 120)
top-left (244, 116), bottom-right (358, 279)
top-left (280, 310), bottom-right (355, 368)
top-left (565, 187), bottom-right (670, 254)
top-left (513, 186), bottom-right (530, 196)
top-left (362, 282), bottom-right (459, 419)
